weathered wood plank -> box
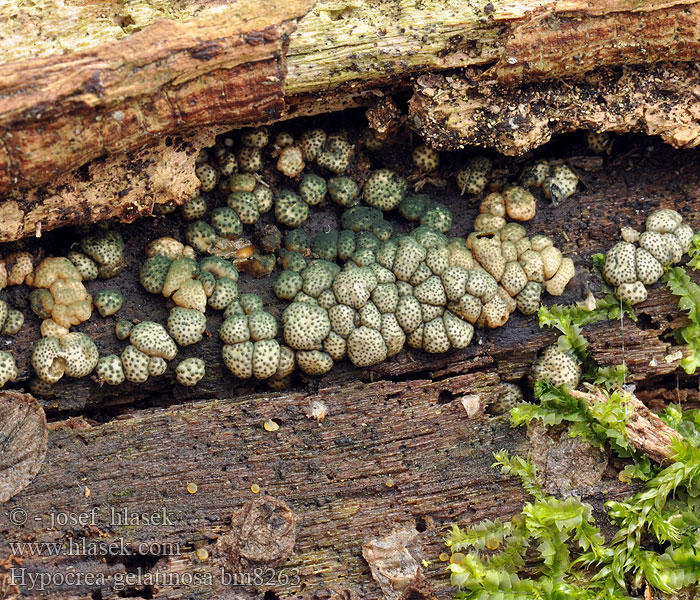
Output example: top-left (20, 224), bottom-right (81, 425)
top-left (0, 373), bottom-right (633, 599)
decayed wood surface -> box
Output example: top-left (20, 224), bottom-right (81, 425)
top-left (410, 63), bottom-right (700, 156)
top-left (0, 139), bottom-right (697, 598)
top-left (570, 387), bottom-right (680, 463)
top-left (4, 1), bottom-right (700, 240)
top-left (1, 375), bottom-right (635, 600)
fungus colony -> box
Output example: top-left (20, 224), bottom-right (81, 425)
top-left (0, 120), bottom-right (687, 394)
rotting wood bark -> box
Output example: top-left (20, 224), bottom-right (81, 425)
top-left (0, 0), bottom-right (313, 192)
top-left (0, 373), bottom-right (634, 600)
top-left (4, 1), bottom-right (700, 239)
top-left (410, 63), bottom-right (700, 156)
top-left (570, 386), bottom-right (680, 464)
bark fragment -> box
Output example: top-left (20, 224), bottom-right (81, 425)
top-left (570, 386), bottom-right (680, 463)
top-left (410, 63), bottom-right (700, 155)
top-left (0, 391), bottom-right (47, 503)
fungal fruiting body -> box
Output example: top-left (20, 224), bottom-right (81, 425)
top-left (602, 209), bottom-right (693, 305)
top-left (14, 121), bottom-right (587, 392)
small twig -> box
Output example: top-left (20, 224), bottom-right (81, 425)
top-left (570, 385), bottom-right (679, 463)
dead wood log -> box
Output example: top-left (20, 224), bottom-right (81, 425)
top-left (0, 141), bottom-right (691, 412)
top-left (0, 373), bottom-right (633, 600)
top-left (3, 1), bottom-right (700, 239)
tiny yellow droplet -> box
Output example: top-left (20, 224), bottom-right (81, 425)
top-left (385, 478), bottom-right (395, 488)
top-left (196, 548), bottom-right (209, 561)
top-left (251, 483), bottom-right (261, 494)
top-left (187, 482), bottom-right (198, 494)
top-left (264, 419), bottom-right (280, 432)
top-left (439, 552), bottom-right (449, 562)
top-left (450, 552), bottom-right (465, 564)
top-left (84, 486), bottom-right (91, 498)
top-left (486, 538), bottom-right (500, 550)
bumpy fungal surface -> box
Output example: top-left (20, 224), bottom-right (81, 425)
top-left (280, 219), bottom-right (573, 371)
top-left (1, 309), bottom-right (24, 336)
top-left (175, 358), bottom-right (206, 386)
top-left (93, 289), bottom-right (123, 317)
top-left (363, 169), bottom-right (408, 211)
top-left (601, 209), bottom-right (692, 305)
top-left (0, 351), bottom-right (18, 387)
top-left (543, 164), bottom-right (579, 205)
top-left (531, 345), bottom-right (581, 388)
top-left (5, 252), bottom-right (34, 287)
top-left (299, 174), bottom-right (327, 206)
top-left (129, 322), bottom-right (178, 361)
top-left (31, 332), bottom-right (99, 384)
top-left (96, 354), bottom-right (125, 385)
top-left (412, 145), bottom-right (439, 172)
top-left (328, 177), bottom-right (360, 207)
top-left (275, 191), bottom-right (309, 228)
top-left (80, 230), bottom-right (126, 278)
top-left (31, 257), bottom-right (93, 329)
top-left (456, 157), bottom-right (492, 195)
top-left (503, 187), bottom-right (537, 222)
top-left (586, 131), bottom-right (611, 153)
top-left (0, 119), bottom-right (608, 395)
top-left (168, 307), bottom-right (207, 346)
top-left (277, 146), bottom-right (305, 178)
top-left (67, 251), bottom-right (99, 281)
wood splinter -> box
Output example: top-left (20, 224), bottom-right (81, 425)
top-left (570, 385), bottom-right (680, 464)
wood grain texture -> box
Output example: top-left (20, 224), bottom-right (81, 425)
top-left (0, 0), bottom-right (314, 193)
top-left (0, 373), bottom-right (635, 599)
top-left (3, 0), bottom-right (700, 243)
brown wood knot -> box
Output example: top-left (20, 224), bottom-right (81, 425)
top-left (214, 493), bottom-right (298, 570)
top-left (0, 391), bottom-right (48, 503)
top-left (189, 41), bottom-right (222, 61)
